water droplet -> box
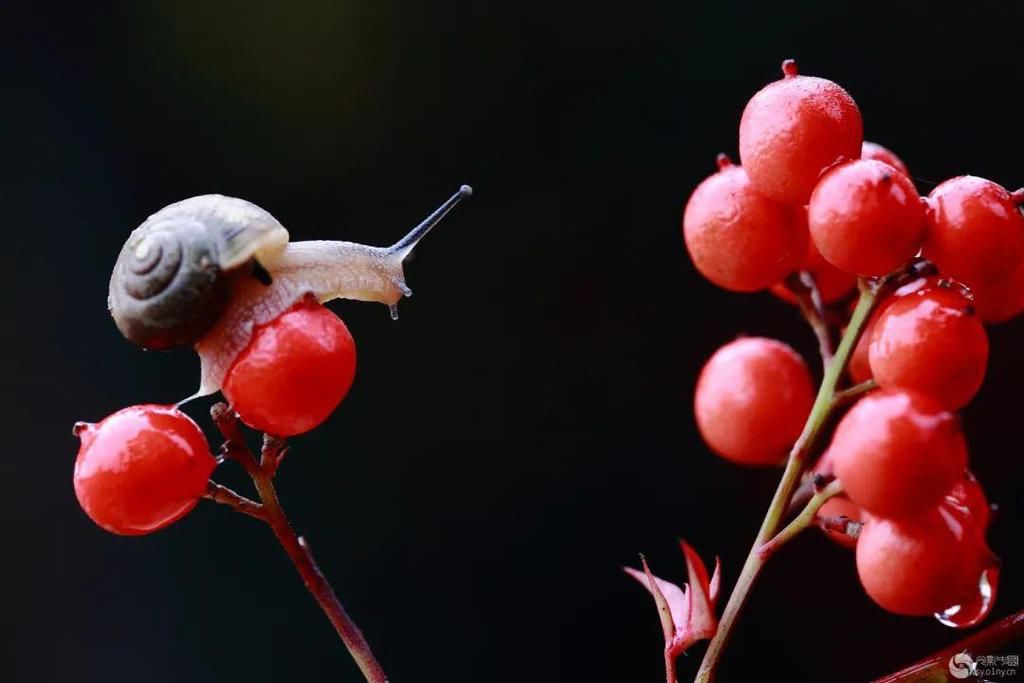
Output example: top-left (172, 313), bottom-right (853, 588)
top-left (936, 565), bottom-right (1000, 629)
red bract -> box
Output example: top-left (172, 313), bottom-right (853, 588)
top-left (923, 176), bottom-right (1024, 287)
top-left (869, 282), bottom-right (988, 410)
top-left (856, 507), bottom-right (988, 617)
top-left (224, 295), bottom-right (357, 436)
top-left (739, 59), bottom-right (862, 205)
top-left (808, 159), bottom-right (926, 276)
top-left (861, 141), bottom-right (909, 177)
top-left (829, 390), bottom-right (966, 519)
top-left (73, 405), bottom-right (216, 535)
top-left (694, 337), bottom-right (814, 466)
top-left (683, 155), bottom-right (806, 292)
top-left (626, 541), bottom-right (721, 656)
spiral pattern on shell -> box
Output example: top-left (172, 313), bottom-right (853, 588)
top-left (109, 217), bottom-right (228, 349)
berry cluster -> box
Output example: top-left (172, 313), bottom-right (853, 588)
top-left (685, 60), bottom-right (1012, 629)
top-left (74, 294), bottom-right (356, 535)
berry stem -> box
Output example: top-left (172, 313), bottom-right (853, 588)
top-left (815, 514), bottom-right (862, 541)
top-left (757, 479), bottom-right (842, 558)
top-left (872, 608), bottom-right (1024, 682)
top-left (694, 278), bottom-right (883, 683)
top-left (833, 378), bottom-right (878, 406)
top-left (787, 271), bottom-right (834, 371)
top-left (208, 404), bottom-right (389, 683)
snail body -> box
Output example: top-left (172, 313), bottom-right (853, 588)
top-left (108, 186), bottom-right (472, 397)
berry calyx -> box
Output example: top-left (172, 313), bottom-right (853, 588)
top-left (683, 156), bottom-right (807, 292)
top-left (223, 295), bottom-right (357, 437)
top-left (869, 281), bottom-right (988, 410)
top-left (694, 337), bottom-right (814, 466)
top-left (829, 389), bottom-right (967, 519)
top-left (74, 405), bottom-right (216, 535)
top-left (856, 507), bottom-right (988, 616)
top-left (808, 159), bottom-right (926, 276)
top-left (923, 176), bottom-right (1024, 287)
top-left (861, 141), bottom-right (909, 178)
top-left (739, 59), bottom-right (863, 205)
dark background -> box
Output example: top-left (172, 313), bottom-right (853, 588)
top-left (5, 1), bottom-right (1024, 681)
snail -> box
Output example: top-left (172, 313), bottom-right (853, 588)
top-left (109, 185), bottom-right (472, 397)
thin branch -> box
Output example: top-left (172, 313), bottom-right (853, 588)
top-left (204, 481), bottom-right (267, 521)
top-left (208, 403), bottom-right (389, 683)
top-left (788, 271), bottom-right (834, 371)
top-left (834, 379), bottom-right (878, 406)
top-left (873, 609), bottom-right (1024, 682)
top-left (757, 479), bottom-right (843, 558)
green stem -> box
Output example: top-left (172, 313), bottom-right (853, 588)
top-left (757, 479), bottom-right (843, 558)
top-left (693, 279), bottom-right (881, 683)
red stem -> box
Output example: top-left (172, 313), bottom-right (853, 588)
top-left (873, 609), bottom-right (1024, 682)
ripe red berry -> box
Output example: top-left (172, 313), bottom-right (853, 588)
top-left (945, 474), bottom-right (991, 536)
top-left (739, 59), bottom-right (862, 205)
top-left (694, 337), bottom-right (815, 466)
top-left (856, 507), bottom-right (986, 616)
top-left (923, 176), bottom-right (1024, 287)
top-left (971, 258), bottom-right (1024, 324)
top-left (816, 496), bottom-right (863, 549)
top-left (861, 141), bottom-right (909, 178)
top-left (869, 282), bottom-right (988, 410)
top-left (829, 389), bottom-right (967, 519)
top-left (808, 159), bottom-right (926, 276)
top-left (683, 155), bottom-right (807, 292)
top-left (223, 295), bottom-right (357, 437)
top-left (847, 312), bottom-right (878, 385)
top-left (771, 213), bottom-right (857, 304)
top-left (74, 405), bottom-right (216, 535)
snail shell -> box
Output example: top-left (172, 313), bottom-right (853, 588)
top-left (108, 195), bottom-right (289, 349)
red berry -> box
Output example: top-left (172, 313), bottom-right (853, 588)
top-left (923, 176), bottom-right (1024, 286)
top-left (869, 282), bottom-right (988, 410)
top-left (808, 159), bottom-right (926, 276)
top-left (694, 337), bottom-right (814, 465)
top-left (944, 473), bottom-right (991, 537)
top-left (683, 155), bottom-right (807, 292)
top-left (224, 296), bottom-right (357, 436)
top-left (856, 508), bottom-right (985, 616)
top-left (829, 389), bottom-right (967, 519)
top-left (816, 496), bottom-right (864, 549)
top-left (771, 213), bottom-right (857, 304)
top-left (847, 312), bottom-right (878, 385)
top-left (74, 405), bottom-right (215, 535)
top-left (739, 59), bottom-right (862, 205)
top-left (861, 141), bottom-right (909, 178)
top-left (971, 258), bottom-right (1024, 324)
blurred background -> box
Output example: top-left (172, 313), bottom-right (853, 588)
top-left (4, 1), bottom-right (1024, 681)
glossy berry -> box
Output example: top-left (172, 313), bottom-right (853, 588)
top-left (856, 508), bottom-right (986, 616)
top-left (695, 337), bottom-right (814, 465)
top-left (945, 474), bottom-right (991, 536)
top-left (808, 159), bottom-right (926, 276)
top-left (847, 311), bottom-right (879, 385)
top-left (923, 176), bottom-right (1024, 286)
top-left (74, 405), bottom-right (216, 535)
top-left (771, 214), bottom-right (857, 304)
top-left (683, 155), bottom-right (807, 292)
top-left (829, 389), bottom-right (967, 519)
top-left (816, 496), bottom-right (863, 549)
top-left (861, 141), bottom-right (909, 178)
top-left (739, 59), bottom-right (862, 205)
top-left (869, 282), bottom-right (988, 410)
top-left (224, 295), bottom-right (357, 437)
top-left (971, 258), bottom-right (1024, 324)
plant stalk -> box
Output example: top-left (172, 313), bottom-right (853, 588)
top-left (693, 279), bottom-right (881, 683)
